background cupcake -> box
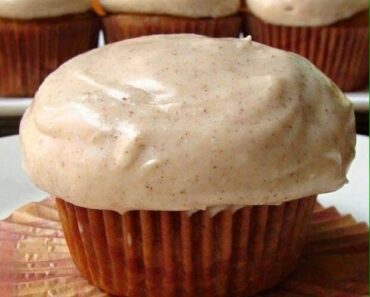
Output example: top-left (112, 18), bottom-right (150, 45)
top-left (100, 0), bottom-right (241, 43)
top-left (20, 35), bottom-right (355, 296)
top-left (243, 0), bottom-right (369, 92)
top-left (0, 0), bottom-right (101, 97)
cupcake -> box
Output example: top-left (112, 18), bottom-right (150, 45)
top-left (100, 0), bottom-right (241, 43)
top-left (243, 0), bottom-right (369, 92)
top-left (0, 0), bottom-right (101, 97)
top-left (20, 35), bottom-right (355, 296)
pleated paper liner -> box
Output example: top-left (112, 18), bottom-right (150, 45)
top-left (0, 199), bottom-right (368, 296)
top-left (103, 14), bottom-right (241, 43)
top-left (243, 13), bottom-right (369, 92)
top-left (0, 13), bottom-right (100, 97)
top-left (56, 197), bottom-right (317, 297)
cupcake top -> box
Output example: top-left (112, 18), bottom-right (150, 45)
top-left (246, 0), bottom-right (369, 27)
top-left (99, 0), bottom-right (240, 18)
top-left (0, 0), bottom-right (92, 20)
top-left (20, 34), bottom-right (355, 213)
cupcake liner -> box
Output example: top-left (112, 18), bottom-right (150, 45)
top-left (0, 198), bottom-right (368, 296)
top-left (0, 13), bottom-right (100, 97)
top-left (103, 14), bottom-right (242, 43)
top-left (56, 196), bottom-right (316, 297)
top-left (244, 14), bottom-right (369, 92)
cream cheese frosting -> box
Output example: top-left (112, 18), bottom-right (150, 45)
top-left (20, 34), bottom-right (355, 213)
top-left (246, 0), bottom-right (369, 27)
top-left (0, 0), bottom-right (91, 20)
top-left (99, 0), bottom-right (240, 18)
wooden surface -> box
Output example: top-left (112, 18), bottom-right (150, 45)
top-left (0, 198), bottom-right (368, 296)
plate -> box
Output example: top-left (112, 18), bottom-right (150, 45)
top-left (0, 135), bottom-right (368, 222)
top-left (347, 91), bottom-right (369, 111)
top-left (0, 98), bottom-right (32, 116)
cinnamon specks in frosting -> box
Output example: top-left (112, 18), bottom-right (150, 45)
top-left (20, 34), bottom-right (355, 213)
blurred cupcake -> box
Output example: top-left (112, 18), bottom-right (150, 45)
top-left (0, 0), bottom-right (101, 97)
top-left (100, 0), bottom-right (241, 43)
top-left (20, 35), bottom-right (355, 296)
top-left (243, 0), bottom-right (369, 91)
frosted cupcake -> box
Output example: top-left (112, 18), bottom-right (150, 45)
top-left (0, 0), bottom-right (100, 97)
top-left (100, 0), bottom-right (241, 43)
top-left (243, 0), bottom-right (369, 91)
top-left (20, 35), bottom-right (355, 296)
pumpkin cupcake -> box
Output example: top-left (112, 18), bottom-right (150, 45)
top-left (100, 0), bottom-right (241, 43)
top-left (20, 35), bottom-right (355, 296)
top-left (0, 0), bottom-right (100, 97)
top-left (243, 0), bottom-right (369, 92)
